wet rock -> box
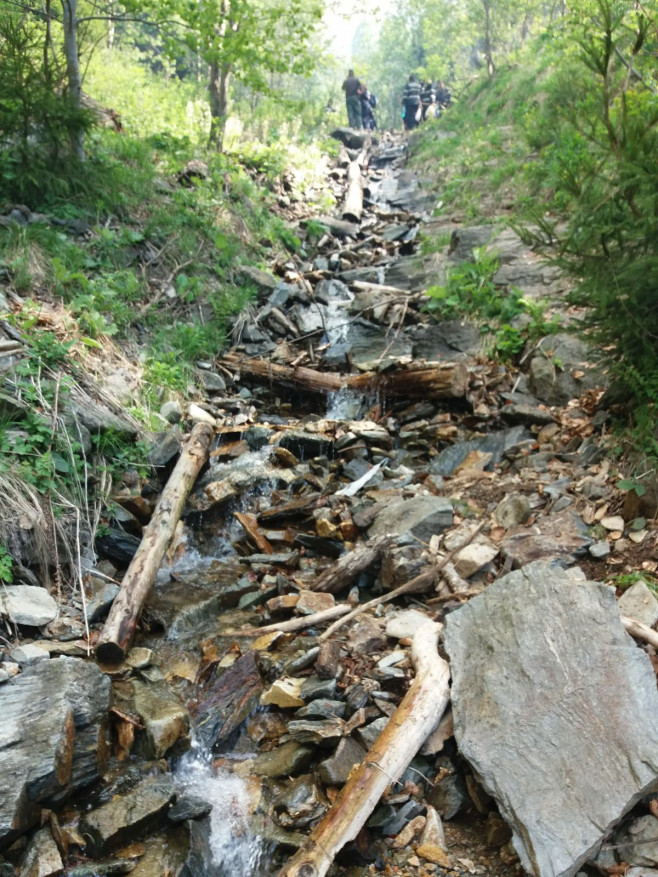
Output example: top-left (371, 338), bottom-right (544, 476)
top-left (445, 561), bottom-right (658, 877)
top-left (369, 495), bottom-right (453, 541)
top-left (132, 681), bottom-right (189, 758)
top-left (85, 581), bottom-right (120, 623)
top-left (618, 581), bottom-right (658, 628)
top-left (10, 643), bottom-right (50, 664)
top-left (147, 427), bottom-right (182, 467)
top-left (20, 825), bottom-right (63, 877)
top-left (261, 677), bottom-right (305, 709)
top-left (252, 741), bottom-right (315, 778)
top-left (318, 736), bottom-right (366, 785)
top-left (430, 426), bottom-right (529, 476)
top-left (273, 775), bottom-right (328, 828)
top-left (323, 319), bottom-right (413, 370)
top-left (278, 431), bottom-right (333, 459)
top-left (79, 773), bottom-right (175, 856)
top-left (501, 507), bottom-right (592, 567)
top-left (67, 861), bottom-right (138, 875)
top-left (0, 584), bottom-right (58, 626)
top-left (95, 528), bottom-right (141, 565)
top-left (244, 426), bottom-right (273, 451)
top-left (191, 650), bottom-right (263, 750)
top-left (495, 494), bottom-right (532, 529)
top-left (0, 657), bottom-right (110, 848)
top-left (168, 795), bottom-right (213, 823)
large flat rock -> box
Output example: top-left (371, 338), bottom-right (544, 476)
top-left (0, 657), bottom-right (110, 849)
top-left (444, 562), bottom-right (658, 877)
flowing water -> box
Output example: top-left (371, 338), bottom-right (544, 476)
top-left (175, 740), bottom-right (269, 876)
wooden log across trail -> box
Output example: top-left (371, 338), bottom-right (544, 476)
top-left (278, 621), bottom-right (450, 877)
top-left (342, 161), bottom-right (364, 223)
top-left (95, 422), bottom-right (214, 664)
top-left (219, 354), bottom-right (469, 401)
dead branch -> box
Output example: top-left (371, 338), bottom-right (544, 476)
top-left (278, 621), bottom-right (449, 877)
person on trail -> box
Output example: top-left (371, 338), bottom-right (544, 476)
top-left (435, 80), bottom-right (452, 109)
top-left (402, 73), bottom-right (422, 130)
top-left (360, 84), bottom-right (378, 131)
top-left (420, 80), bottom-right (435, 120)
top-left (342, 69), bottom-right (363, 129)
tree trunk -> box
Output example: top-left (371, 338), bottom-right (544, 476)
top-left (61, 0), bottom-right (85, 160)
top-left (95, 423), bottom-right (214, 664)
top-left (219, 355), bottom-right (470, 401)
top-left (483, 0), bottom-right (496, 77)
top-left (278, 622), bottom-right (450, 877)
top-left (208, 61), bottom-right (231, 151)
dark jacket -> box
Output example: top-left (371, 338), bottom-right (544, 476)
top-left (342, 76), bottom-right (362, 98)
top-left (403, 80), bottom-right (422, 104)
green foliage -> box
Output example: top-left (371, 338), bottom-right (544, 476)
top-left (423, 247), bottom-right (559, 360)
top-left (0, 545), bottom-right (13, 584)
top-left (0, 8), bottom-right (94, 204)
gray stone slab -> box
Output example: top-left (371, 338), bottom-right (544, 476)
top-left (368, 495), bottom-right (453, 542)
top-left (0, 657), bottom-right (110, 848)
top-left (618, 581), bottom-right (658, 629)
top-left (444, 561), bottom-right (658, 877)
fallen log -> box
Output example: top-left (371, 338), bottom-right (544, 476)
top-left (278, 621), bottom-right (450, 877)
top-left (311, 534), bottom-right (393, 593)
top-left (313, 215), bottom-right (360, 238)
top-left (622, 614), bottom-right (658, 650)
top-left (342, 161), bottom-right (364, 223)
top-left (227, 603), bottom-right (352, 637)
top-left (95, 422), bottom-right (214, 664)
top-left (219, 354), bottom-right (469, 401)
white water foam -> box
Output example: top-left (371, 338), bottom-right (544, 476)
top-left (176, 742), bottom-right (267, 875)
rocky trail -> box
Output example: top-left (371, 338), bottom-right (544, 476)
top-left (2, 128), bottom-right (658, 877)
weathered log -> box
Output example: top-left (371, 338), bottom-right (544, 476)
top-left (96, 422), bottom-right (214, 664)
top-left (622, 614), bottom-right (658, 649)
top-left (227, 603), bottom-right (352, 637)
top-left (342, 161), bottom-right (364, 223)
top-left (311, 535), bottom-right (393, 593)
top-left (313, 215), bottom-right (360, 238)
top-left (219, 354), bottom-right (469, 401)
top-left (278, 621), bottom-right (450, 877)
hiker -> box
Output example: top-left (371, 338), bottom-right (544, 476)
top-left (342, 69), bottom-right (363, 129)
top-left (420, 80), bottom-right (435, 120)
top-left (402, 74), bottom-right (422, 130)
top-left (435, 80), bottom-right (452, 109)
top-left (361, 85), bottom-right (378, 131)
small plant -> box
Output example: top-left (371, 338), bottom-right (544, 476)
top-left (0, 545), bottom-right (13, 583)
